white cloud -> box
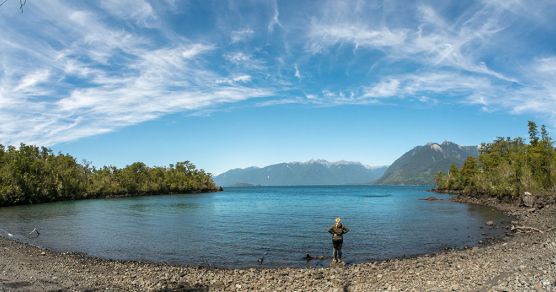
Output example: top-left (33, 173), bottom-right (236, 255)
top-left (256, 97), bottom-right (306, 107)
top-left (215, 74), bottom-right (252, 85)
top-left (230, 29), bottom-right (254, 43)
top-left (224, 52), bottom-right (250, 63)
top-left (297, 71), bottom-right (498, 106)
top-left (307, 4), bottom-right (515, 82)
top-left (232, 75), bottom-right (252, 83)
top-left (1, 0), bottom-right (556, 147)
top-left (182, 44), bottom-right (213, 59)
top-left (470, 57), bottom-right (556, 118)
top-left (268, 0), bottom-right (283, 33)
top-left (223, 52), bottom-right (266, 71)
top-left (294, 64), bottom-right (301, 79)
top-left (308, 23), bottom-right (407, 53)
top-left (13, 70), bottom-right (50, 92)
top-left (99, 0), bottom-right (157, 26)
top-left (363, 79), bottom-right (401, 98)
top-left (0, 1), bottom-right (273, 146)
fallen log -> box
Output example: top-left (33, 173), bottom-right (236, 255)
top-left (511, 225), bottom-right (549, 233)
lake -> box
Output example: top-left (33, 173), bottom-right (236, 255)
top-left (0, 185), bottom-right (510, 268)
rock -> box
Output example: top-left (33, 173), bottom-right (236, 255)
top-left (420, 196), bottom-right (442, 201)
top-left (522, 192), bottom-right (536, 208)
top-left (486, 220), bottom-right (494, 226)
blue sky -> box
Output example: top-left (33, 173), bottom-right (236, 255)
top-left (0, 0), bottom-right (555, 174)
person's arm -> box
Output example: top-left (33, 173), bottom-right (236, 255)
top-left (328, 226), bottom-right (334, 234)
top-left (343, 226), bottom-right (350, 234)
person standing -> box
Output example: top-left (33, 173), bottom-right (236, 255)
top-left (328, 217), bottom-right (349, 263)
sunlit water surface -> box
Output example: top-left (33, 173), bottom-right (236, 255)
top-left (0, 185), bottom-right (510, 267)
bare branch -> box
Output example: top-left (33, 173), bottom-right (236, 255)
top-left (0, 0), bottom-right (26, 12)
top-left (19, 0), bottom-right (26, 13)
top-left (511, 225), bottom-right (545, 233)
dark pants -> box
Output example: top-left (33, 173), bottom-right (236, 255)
top-left (332, 239), bottom-right (343, 261)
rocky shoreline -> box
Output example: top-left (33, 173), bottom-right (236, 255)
top-left (1, 196), bottom-right (555, 291)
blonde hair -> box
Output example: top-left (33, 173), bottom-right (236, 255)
top-left (335, 217), bottom-right (341, 223)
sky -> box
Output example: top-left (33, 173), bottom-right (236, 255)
top-left (1, 0), bottom-right (555, 175)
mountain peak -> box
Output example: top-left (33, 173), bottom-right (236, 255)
top-left (377, 141), bottom-right (479, 185)
top-left (214, 160), bottom-right (388, 186)
top-left (303, 159), bottom-right (366, 167)
top-left (429, 143), bottom-right (442, 152)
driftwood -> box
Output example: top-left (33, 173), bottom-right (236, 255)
top-left (511, 225), bottom-right (555, 234)
top-left (545, 226), bottom-right (556, 233)
top-left (27, 227), bottom-right (40, 238)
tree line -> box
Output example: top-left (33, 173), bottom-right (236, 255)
top-left (435, 121), bottom-right (556, 198)
top-left (0, 144), bottom-right (218, 206)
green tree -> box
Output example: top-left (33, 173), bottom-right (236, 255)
top-left (0, 144), bottom-right (218, 206)
top-left (436, 121), bottom-right (555, 199)
top-left (528, 121), bottom-right (539, 146)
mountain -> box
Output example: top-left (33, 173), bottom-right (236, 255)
top-left (376, 141), bottom-right (479, 185)
top-left (214, 159), bottom-right (388, 187)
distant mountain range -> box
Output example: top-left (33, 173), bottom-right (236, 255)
top-left (214, 141), bottom-right (479, 187)
top-left (376, 141), bottom-right (479, 185)
top-left (214, 159), bottom-right (388, 187)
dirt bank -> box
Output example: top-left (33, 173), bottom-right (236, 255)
top-left (1, 199), bottom-right (555, 291)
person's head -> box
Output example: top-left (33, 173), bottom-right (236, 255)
top-left (335, 217), bottom-right (342, 227)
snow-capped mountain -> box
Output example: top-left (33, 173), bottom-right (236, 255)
top-left (214, 160), bottom-right (388, 187)
top-left (376, 141), bottom-right (479, 185)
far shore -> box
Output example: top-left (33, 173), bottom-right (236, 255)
top-left (0, 194), bottom-right (555, 291)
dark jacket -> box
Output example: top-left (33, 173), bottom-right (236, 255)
top-left (328, 223), bottom-right (349, 241)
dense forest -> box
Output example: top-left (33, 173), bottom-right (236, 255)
top-left (435, 121), bottom-right (556, 198)
top-left (0, 144), bottom-right (218, 206)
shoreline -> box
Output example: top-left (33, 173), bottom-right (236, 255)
top-left (1, 197), bottom-right (555, 291)
top-left (0, 188), bottom-right (222, 208)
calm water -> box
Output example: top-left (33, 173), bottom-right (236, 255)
top-left (0, 186), bottom-right (510, 268)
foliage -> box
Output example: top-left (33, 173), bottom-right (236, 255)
top-left (0, 144), bottom-right (217, 206)
top-left (435, 121), bottom-right (556, 198)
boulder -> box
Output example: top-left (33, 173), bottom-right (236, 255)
top-left (521, 192), bottom-right (536, 208)
top-left (485, 220), bottom-right (494, 226)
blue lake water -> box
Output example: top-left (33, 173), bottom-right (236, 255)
top-left (0, 185), bottom-right (510, 268)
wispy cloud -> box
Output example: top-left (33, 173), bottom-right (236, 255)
top-left (1, 0), bottom-right (555, 147)
top-left (0, 1), bottom-right (273, 146)
top-left (307, 4), bottom-right (514, 81)
top-left (470, 57), bottom-right (556, 119)
top-left (100, 0), bottom-right (157, 27)
top-left (294, 64), bottom-right (301, 79)
top-left (267, 0), bottom-right (283, 33)
top-left (298, 0), bottom-right (556, 120)
top-left (308, 23), bottom-right (407, 53)
top-left (230, 28), bottom-right (255, 43)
